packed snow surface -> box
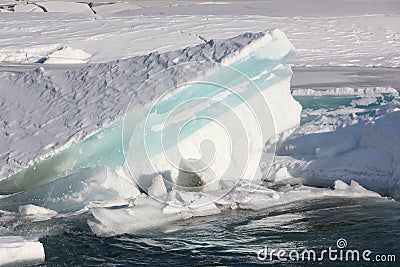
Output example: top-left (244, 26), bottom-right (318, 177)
top-left (0, 1), bottom-right (399, 66)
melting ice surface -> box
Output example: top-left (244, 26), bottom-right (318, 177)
top-left (0, 29), bottom-right (399, 253)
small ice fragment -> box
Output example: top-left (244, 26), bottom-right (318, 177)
top-left (148, 175), bottom-right (167, 198)
top-left (19, 204), bottom-right (58, 217)
top-left (175, 158), bottom-right (218, 192)
top-left (0, 236), bottom-right (45, 265)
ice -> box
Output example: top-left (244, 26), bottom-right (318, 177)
top-left (125, 29), bottom-right (300, 191)
top-left (0, 165), bottom-right (139, 213)
top-left (0, 0), bottom-right (398, 239)
top-left (269, 87), bottom-right (400, 198)
top-left (175, 158), bottom-right (218, 192)
top-left (0, 30), bottom-right (300, 195)
top-left (88, 195), bottom-right (185, 236)
top-left (147, 175), bottom-right (167, 198)
top-left (292, 87), bottom-right (399, 97)
top-left (88, 179), bottom-right (381, 235)
top-left (19, 204), bottom-right (57, 217)
top-left (0, 236), bottom-right (45, 265)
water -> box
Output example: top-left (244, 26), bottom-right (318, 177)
top-left (37, 197), bottom-right (399, 266)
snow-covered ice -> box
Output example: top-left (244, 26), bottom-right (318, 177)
top-left (267, 87), bottom-right (400, 198)
top-left (1, 1), bottom-right (399, 66)
top-left (0, 29), bottom-right (300, 190)
top-left (88, 179), bottom-right (380, 236)
top-left (0, 165), bottom-right (139, 213)
top-left (0, 235), bottom-right (45, 265)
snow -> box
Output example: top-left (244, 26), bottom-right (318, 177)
top-left (40, 45), bottom-right (92, 64)
top-left (0, 235), bottom-right (45, 265)
top-left (0, 2), bottom-right (399, 66)
top-left (292, 87), bottom-right (399, 96)
top-left (267, 87), bottom-right (400, 199)
top-left (148, 175), bottom-right (167, 198)
top-left (19, 204), bottom-right (58, 217)
top-left (14, 3), bottom-right (44, 12)
top-left (92, 3), bottom-right (141, 14)
top-left (36, 1), bottom-right (93, 14)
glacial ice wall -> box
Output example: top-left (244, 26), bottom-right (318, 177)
top-left (0, 29), bottom-right (301, 193)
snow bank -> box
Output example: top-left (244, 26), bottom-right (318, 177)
top-left (14, 3), bottom-right (44, 12)
top-left (0, 236), bottom-right (45, 265)
top-left (39, 46), bottom-right (92, 64)
top-left (36, 1), bottom-right (93, 14)
top-left (269, 87), bottom-right (400, 199)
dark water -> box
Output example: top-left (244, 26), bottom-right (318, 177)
top-left (36, 197), bottom-right (399, 266)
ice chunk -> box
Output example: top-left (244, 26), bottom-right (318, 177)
top-left (0, 165), bottom-right (140, 213)
top-left (333, 180), bottom-right (381, 198)
top-left (188, 196), bottom-right (221, 217)
top-left (175, 158), bottom-right (218, 192)
top-left (0, 236), bottom-right (45, 265)
top-left (148, 175), bottom-right (167, 198)
top-left (19, 204), bottom-right (58, 217)
top-left (89, 195), bottom-right (186, 236)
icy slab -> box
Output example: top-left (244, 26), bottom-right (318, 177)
top-left (0, 236), bottom-right (45, 265)
top-left (88, 179), bottom-right (381, 236)
top-left (147, 175), bottom-right (167, 198)
top-left (0, 165), bottom-right (140, 213)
